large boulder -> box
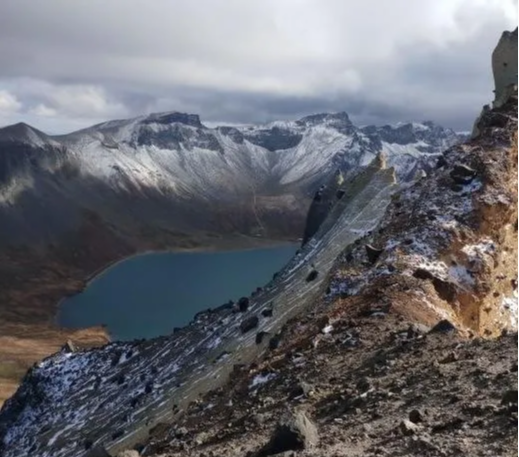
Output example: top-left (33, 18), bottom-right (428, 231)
top-left (258, 411), bottom-right (319, 456)
top-left (240, 316), bottom-right (259, 334)
top-left (237, 297), bottom-right (249, 312)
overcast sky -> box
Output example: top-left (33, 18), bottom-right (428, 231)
top-left (0, 0), bottom-right (516, 133)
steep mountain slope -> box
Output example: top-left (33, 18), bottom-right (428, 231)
top-left (0, 91), bottom-right (516, 456)
top-left (0, 152), bottom-right (399, 457)
top-left (143, 93), bottom-right (517, 457)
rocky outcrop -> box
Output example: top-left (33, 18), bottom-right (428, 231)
top-left (492, 27), bottom-right (518, 107)
top-left (302, 170), bottom-right (344, 245)
top-left (257, 411), bottom-right (319, 455)
top-left (472, 27), bottom-right (517, 137)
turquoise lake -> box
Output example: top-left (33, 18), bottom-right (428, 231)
top-left (57, 244), bottom-right (298, 341)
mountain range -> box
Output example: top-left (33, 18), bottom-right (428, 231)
top-left (0, 111), bottom-right (465, 244)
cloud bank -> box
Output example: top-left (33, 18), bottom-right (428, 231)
top-left (0, 0), bottom-right (516, 132)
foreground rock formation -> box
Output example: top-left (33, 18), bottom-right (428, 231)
top-left (145, 316), bottom-right (517, 457)
top-left (492, 27), bottom-right (518, 107)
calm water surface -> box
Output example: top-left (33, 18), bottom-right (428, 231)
top-left (58, 244), bottom-right (298, 341)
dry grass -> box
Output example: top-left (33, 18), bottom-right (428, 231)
top-left (0, 326), bottom-right (109, 407)
top-left (0, 362), bottom-right (27, 381)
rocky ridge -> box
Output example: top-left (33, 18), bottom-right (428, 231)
top-left (0, 148), bottom-right (400, 457)
top-left (142, 81), bottom-right (519, 457)
top-left (0, 111), bottom-right (463, 245)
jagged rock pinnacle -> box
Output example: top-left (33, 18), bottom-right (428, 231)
top-left (492, 27), bottom-right (518, 107)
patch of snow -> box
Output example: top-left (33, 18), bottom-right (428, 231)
top-left (502, 293), bottom-right (518, 330)
top-left (322, 324), bottom-right (334, 334)
top-left (449, 265), bottom-right (475, 288)
top-left (249, 372), bottom-right (277, 389)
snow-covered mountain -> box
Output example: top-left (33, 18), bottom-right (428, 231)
top-left (0, 111), bottom-right (464, 244)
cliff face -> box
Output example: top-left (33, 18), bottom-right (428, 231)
top-left (492, 27), bottom-right (518, 107)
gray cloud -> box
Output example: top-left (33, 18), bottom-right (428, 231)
top-left (0, 0), bottom-right (516, 133)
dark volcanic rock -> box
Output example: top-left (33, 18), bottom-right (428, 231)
top-left (240, 316), bottom-right (259, 334)
top-left (85, 446), bottom-right (111, 457)
top-left (501, 390), bottom-right (518, 405)
top-left (244, 127), bottom-right (303, 152)
top-left (365, 244), bottom-right (384, 264)
top-left (429, 319), bottom-right (457, 334)
top-left (305, 270), bottom-right (318, 282)
top-left (450, 164), bottom-right (476, 184)
top-left (238, 297), bottom-right (250, 312)
top-left (142, 112), bottom-right (203, 127)
top-left (256, 331), bottom-right (269, 345)
top-left (261, 307), bottom-right (273, 318)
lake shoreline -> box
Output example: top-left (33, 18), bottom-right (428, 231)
top-left (82, 236), bottom-right (300, 288)
top-left (54, 239), bottom-right (300, 341)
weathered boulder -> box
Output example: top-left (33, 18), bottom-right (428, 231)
top-left (258, 411), bottom-right (319, 455)
top-left (501, 390), bottom-right (518, 405)
top-left (399, 419), bottom-right (421, 436)
top-left (61, 340), bottom-right (77, 353)
top-left (429, 319), bottom-right (457, 334)
top-left (261, 307), bottom-right (273, 317)
top-left (240, 316), bottom-right (259, 333)
top-left (255, 331), bottom-right (269, 344)
top-left (305, 270), bottom-right (318, 282)
top-left (116, 451), bottom-right (141, 457)
top-left (365, 244), bottom-right (383, 264)
top-left (450, 164), bottom-right (476, 185)
top-left (237, 297), bottom-right (249, 312)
